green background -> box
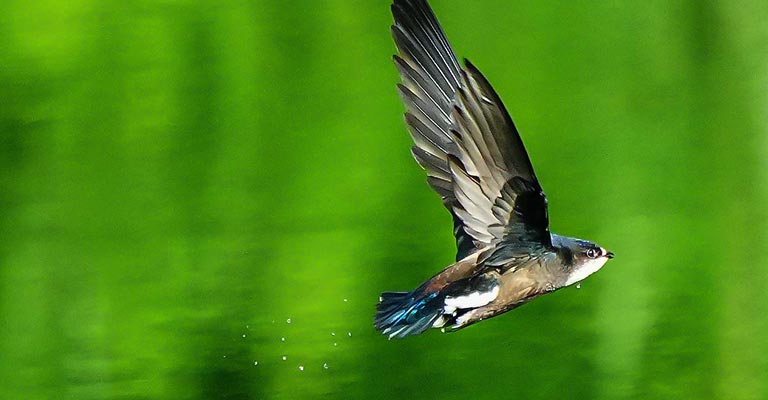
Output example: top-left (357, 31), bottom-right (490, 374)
top-left (1, 0), bottom-right (767, 399)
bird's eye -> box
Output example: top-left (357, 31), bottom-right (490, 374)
top-left (585, 248), bottom-right (600, 259)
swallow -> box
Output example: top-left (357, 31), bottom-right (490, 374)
top-left (374, 0), bottom-right (614, 339)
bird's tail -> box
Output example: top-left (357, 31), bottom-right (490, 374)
top-left (374, 290), bottom-right (444, 339)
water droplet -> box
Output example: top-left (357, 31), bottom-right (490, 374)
top-left (323, 362), bottom-right (329, 370)
top-left (330, 332), bottom-right (335, 336)
top-left (576, 283), bottom-right (581, 289)
top-left (347, 332), bottom-right (352, 337)
top-left (254, 361), bottom-right (259, 366)
top-left (333, 342), bottom-right (338, 347)
top-left (298, 365), bottom-right (304, 371)
top-left (343, 298), bottom-right (348, 303)
top-left (223, 355), bottom-right (227, 359)
top-left (242, 334), bottom-right (247, 338)
top-left (286, 318), bottom-right (292, 324)
top-left (282, 356), bottom-right (287, 361)
top-left (281, 337), bottom-right (286, 342)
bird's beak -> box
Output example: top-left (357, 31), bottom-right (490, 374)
top-left (601, 247), bottom-right (614, 259)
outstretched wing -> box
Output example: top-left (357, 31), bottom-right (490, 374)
top-left (391, 0), bottom-right (551, 259)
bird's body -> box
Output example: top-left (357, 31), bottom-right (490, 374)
top-left (375, 0), bottom-right (614, 339)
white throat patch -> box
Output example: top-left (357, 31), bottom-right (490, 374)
top-left (564, 257), bottom-right (608, 287)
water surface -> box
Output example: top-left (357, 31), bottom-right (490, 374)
top-left (1, 1), bottom-right (767, 399)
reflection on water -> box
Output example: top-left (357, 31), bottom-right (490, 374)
top-left (0, 1), bottom-right (767, 399)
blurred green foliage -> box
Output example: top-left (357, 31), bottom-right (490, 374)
top-left (1, 0), bottom-right (767, 399)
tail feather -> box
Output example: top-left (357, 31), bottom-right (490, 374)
top-left (374, 291), bottom-right (444, 339)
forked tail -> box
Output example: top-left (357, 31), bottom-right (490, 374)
top-left (374, 290), bottom-right (444, 339)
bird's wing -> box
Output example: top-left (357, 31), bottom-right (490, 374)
top-left (392, 0), bottom-right (551, 259)
top-left (391, 0), bottom-right (475, 259)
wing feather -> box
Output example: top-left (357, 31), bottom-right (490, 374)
top-left (391, 0), bottom-right (552, 259)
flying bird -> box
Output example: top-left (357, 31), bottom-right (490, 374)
top-left (375, 0), bottom-right (614, 339)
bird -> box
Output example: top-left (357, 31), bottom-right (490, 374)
top-left (374, 0), bottom-right (615, 339)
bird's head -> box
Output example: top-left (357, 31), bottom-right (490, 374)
top-left (553, 235), bottom-right (614, 287)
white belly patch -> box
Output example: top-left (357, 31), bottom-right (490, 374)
top-left (444, 284), bottom-right (499, 312)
